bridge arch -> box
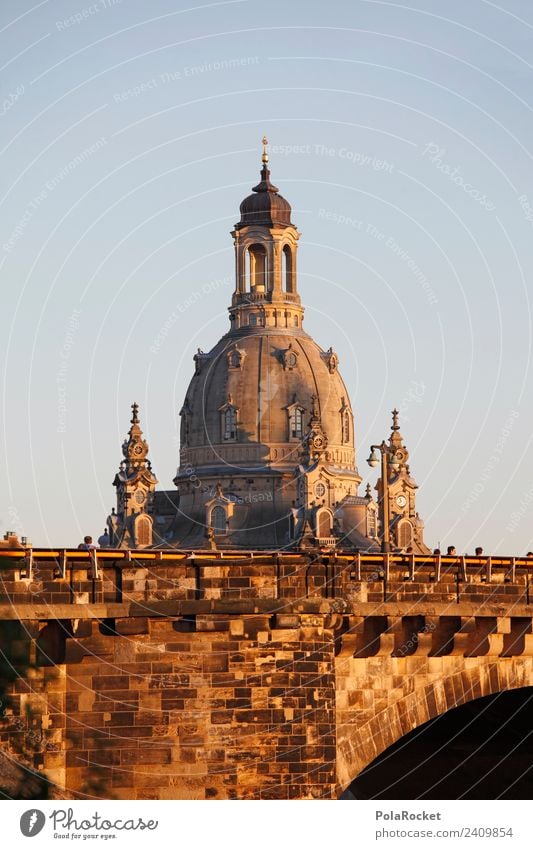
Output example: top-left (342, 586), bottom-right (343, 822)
top-left (336, 655), bottom-right (533, 795)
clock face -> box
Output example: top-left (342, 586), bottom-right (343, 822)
top-left (315, 482), bottom-right (326, 497)
top-left (135, 489), bottom-right (146, 505)
top-left (396, 494), bottom-right (407, 508)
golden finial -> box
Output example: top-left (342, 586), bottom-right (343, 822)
top-left (261, 135), bottom-right (269, 165)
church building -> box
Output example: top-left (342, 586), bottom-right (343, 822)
top-left (106, 141), bottom-right (429, 554)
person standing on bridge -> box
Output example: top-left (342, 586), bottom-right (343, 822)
top-left (78, 535), bottom-right (97, 550)
top-left (447, 545), bottom-right (456, 556)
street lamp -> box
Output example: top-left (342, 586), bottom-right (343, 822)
top-left (367, 440), bottom-right (401, 553)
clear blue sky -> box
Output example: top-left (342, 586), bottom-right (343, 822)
top-left (1, 0), bottom-right (532, 553)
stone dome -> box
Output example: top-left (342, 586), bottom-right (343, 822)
top-left (179, 325), bottom-right (358, 477)
top-left (237, 168), bottom-right (293, 229)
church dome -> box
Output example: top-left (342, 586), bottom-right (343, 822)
top-left (238, 173), bottom-right (292, 228)
top-left (179, 327), bottom-right (357, 476)
top-left (236, 135), bottom-right (293, 229)
top-left (170, 139), bottom-right (364, 549)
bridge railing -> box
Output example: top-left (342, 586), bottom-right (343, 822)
top-left (0, 548), bottom-right (531, 606)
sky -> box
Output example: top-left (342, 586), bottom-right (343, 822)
top-left (1, 0), bottom-right (532, 553)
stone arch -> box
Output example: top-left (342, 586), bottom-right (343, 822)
top-left (134, 514), bottom-right (152, 548)
top-left (397, 518), bottom-right (413, 549)
top-left (317, 508), bottom-right (333, 537)
top-left (282, 244), bottom-right (295, 293)
top-left (336, 655), bottom-right (533, 795)
top-left (248, 243), bottom-right (267, 291)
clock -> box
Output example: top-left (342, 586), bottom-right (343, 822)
top-left (396, 494), bottom-right (407, 508)
top-left (315, 482), bottom-right (326, 497)
top-left (134, 490), bottom-right (146, 505)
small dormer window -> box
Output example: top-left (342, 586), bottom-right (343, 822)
top-left (223, 406), bottom-right (237, 441)
top-left (323, 347), bottom-right (338, 374)
top-left (290, 407), bottom-right (304, 439)
top-left (287, 400), bottom-right (305, 441)
top-left (282, 344), bottom-right (299, 370)
top-left (227, 345), bottom-right (245, 369)
top-left (211, 505), bottom-right (227, 535)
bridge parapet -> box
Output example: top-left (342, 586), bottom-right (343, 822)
top-left (0, 549), bottom-right (531, 608)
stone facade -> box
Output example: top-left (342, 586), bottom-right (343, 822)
top-left (105, 143), bottom-right (429, 553)
top-left (1, 548), bottom-right (532, 799)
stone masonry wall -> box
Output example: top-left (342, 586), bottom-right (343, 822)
top-left (51, 613), bottom-right (336, 800)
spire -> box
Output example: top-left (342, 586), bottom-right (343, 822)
top-left (121, 402), bottom-right (151, 472)
top-left (253, 135), bottom-right (279, 194)
top-left (388, 406), bottom-right (410, 471)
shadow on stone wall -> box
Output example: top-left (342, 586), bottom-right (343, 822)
top-left (345, 687), bottom-right (533, 799)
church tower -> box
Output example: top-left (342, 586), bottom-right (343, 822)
top-left (170, 140), bottom-right (379, 550)
top-left (375, 410), bottom-right (430, 553)
top-left (107, 403), bottom-right (158, 548)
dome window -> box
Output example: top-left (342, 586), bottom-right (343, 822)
top-left (227, 344), bottom-right (245, 369)
top-left (323, 347), bottom-right (338, 373)
top-left (289, 406), bottom-right (304, 440)
top-left (211, 506), bottom-right (227, 535)
top-left (220, 402), bottom-right (237, 441)
top-left (281, 343), bottom-right (299, 370)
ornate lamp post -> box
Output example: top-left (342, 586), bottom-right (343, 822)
top-left (367, 437), bottom-right (401, 553)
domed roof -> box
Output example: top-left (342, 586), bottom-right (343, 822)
top-left (179, 327), bottom-right (357, 476)
top-left (237, 169), bottom-right (293, 229)
top-left (236, 137), bottom-right (293, 229)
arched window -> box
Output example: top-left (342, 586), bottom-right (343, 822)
top-left (228, 347), bottom-right (243, 368)
top-left (135, 515), bottom-right (152, 547)
top-left (367, 509), bottom-right (377, 538)
top-left (223, 406), bottom-right (237, 441)
top-left (211, 506), bottom-right (226, 535)
top-left (293, 315), bottom-right (299, 327)
top-left (283, 245), bottom-right (294, 293)
top-left (398, 519), bottom-right (413, 549)
top-left (317, 510), bottom-right (332, 538)
top-left (248, 244), bottom-right (267, 290)
top-left (289, 406), bottom-right (304, 440)
top-left (342, 410), bottom-right (350, 443)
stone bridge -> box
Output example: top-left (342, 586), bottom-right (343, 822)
top-left (0, 548), bottom-right (532, 799)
